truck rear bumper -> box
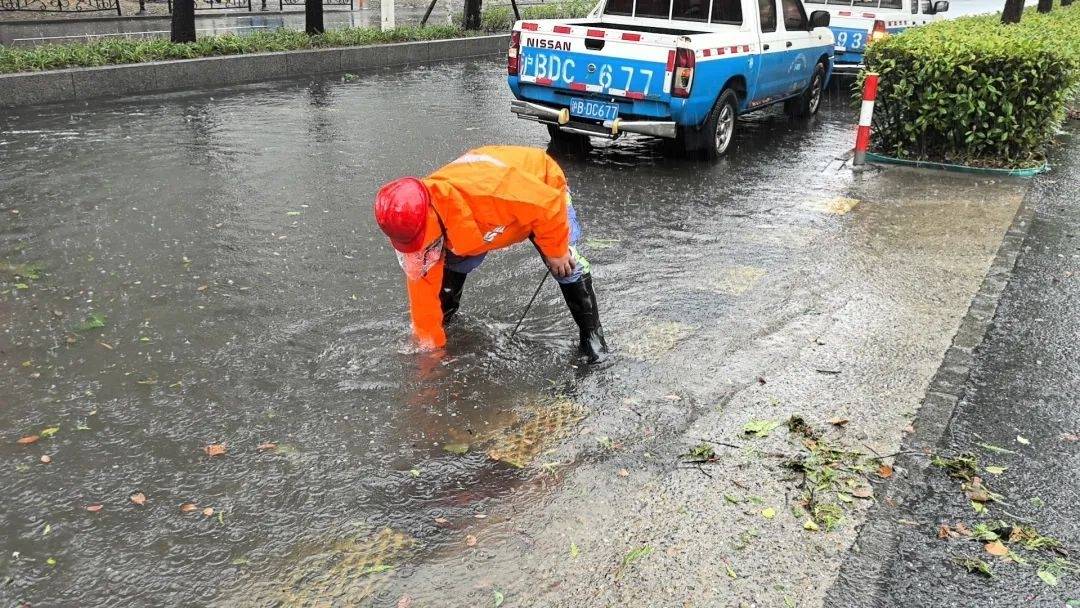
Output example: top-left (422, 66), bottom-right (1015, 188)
top-left (831, 62), bottom-right (865, 76)
top-left (510, 99), bottom-right (678, 140)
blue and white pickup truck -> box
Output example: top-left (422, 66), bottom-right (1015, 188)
top-left (507, 0), bottom-right (835, 157)
top-left (811, 0), bottom-right (949, 73)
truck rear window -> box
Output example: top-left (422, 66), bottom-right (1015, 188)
top-left (603, 0), bottom-right (743, 23)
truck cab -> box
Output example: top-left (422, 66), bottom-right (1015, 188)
top-left (507, 0), bottom-right (835, 158)
top-left (808, 0), bottom-right (949, 73)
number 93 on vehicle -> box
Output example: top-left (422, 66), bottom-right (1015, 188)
top-left (570, 98), bottom-right (619, 121)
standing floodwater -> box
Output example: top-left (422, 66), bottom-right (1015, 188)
top-left (1, 58), bottom-right (860, 605)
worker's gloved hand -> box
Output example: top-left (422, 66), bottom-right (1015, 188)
top-left (545, 252), bottom-right (576, 279)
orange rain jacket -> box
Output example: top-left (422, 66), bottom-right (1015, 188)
top-left (405, 145), bottom-right (571, 348)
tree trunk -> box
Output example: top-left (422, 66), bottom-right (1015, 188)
top-left (463, 0), bottom-right (481, 30)
top-left (1001, 0), bottom-right (1024, 23)
top-left (170, 0), bottom-right (196, 43)
top-left (1063, 0), bottom-right (1072, 7)
top-left (1036, 0), bottom-right (1052, 12)
top-left (306, 0), bottom-right (324, 35)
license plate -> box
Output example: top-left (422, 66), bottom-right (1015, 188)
top-left (569, 98), bottom-right (619, 121)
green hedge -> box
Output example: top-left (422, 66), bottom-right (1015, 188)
top-left (0, 25), bottom-right (466, 75)
top-left (861, 2), bottom-right (1080, 167)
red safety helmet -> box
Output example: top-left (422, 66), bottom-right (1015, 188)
top-left (374, 177), bottom-right (431, 253)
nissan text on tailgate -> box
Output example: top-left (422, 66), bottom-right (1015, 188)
top-left (508, 0), bottom-right (836, 158)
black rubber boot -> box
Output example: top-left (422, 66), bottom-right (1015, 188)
top-left (558, 274), bottom-right (609, 364)
top-left (440, 269), bottom-right (467, 322)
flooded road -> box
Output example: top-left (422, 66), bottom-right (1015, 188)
top-left (1, 58), bottom-right (1026, 607)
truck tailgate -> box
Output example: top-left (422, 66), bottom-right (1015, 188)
top-left (516, 22), bottom-right (679, 102)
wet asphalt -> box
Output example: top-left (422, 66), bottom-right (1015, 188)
top-left (0, 58), bottom-right (1044, 607)
top-left (828, 125), bottom-right (1080, 606)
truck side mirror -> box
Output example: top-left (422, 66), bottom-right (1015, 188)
top-left (932, 0), bottom-right (949, 11)
top-left (809, 10), bottom-right (830, 28)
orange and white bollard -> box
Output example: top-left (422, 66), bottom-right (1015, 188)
top-left (853, 72), bottom-right (879, 166)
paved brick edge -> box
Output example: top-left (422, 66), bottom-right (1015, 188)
top-left (825, 186), bottom-right (1036, 604)
top-left (0, 34), bottom-right (508, 108)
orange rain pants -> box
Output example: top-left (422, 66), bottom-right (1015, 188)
top-left (404, 145), bottom-right (572, 349)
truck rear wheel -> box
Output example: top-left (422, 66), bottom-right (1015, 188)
top-left (695, 88), bottom-right (739, 160)
top-left (785, 61), bottom-right (826, 118)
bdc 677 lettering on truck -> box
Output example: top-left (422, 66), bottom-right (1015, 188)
top-left (507, 0), bottom-right (836, 158)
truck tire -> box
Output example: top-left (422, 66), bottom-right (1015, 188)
top-left (785, 61), bottom-right (826, 118)
top-left (547, 124), bottom-right (591, 151)
top-left (695, 88), bottom-right (740, 160)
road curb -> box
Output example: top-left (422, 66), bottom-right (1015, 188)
top-left (825, 183), bottom-right (1037, 603)
top-left (865, 151), bottom-right (1049, 178)
top-left (0, 34), bottom-right (508, 108)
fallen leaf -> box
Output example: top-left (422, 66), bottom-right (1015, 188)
top-left (196, 285), bottom-right (208, 291)
top-left (1037, 569), bottom-right (1059, 586)
top-left (972, 501), bottom-right (988, 514)
top-left (828, 417), bottom-right (849, 427)
top-left (465, 535), bottom-right (478, 547)
top-left (903, 424), bottom-right (916, 434)
top-left (130, 492), bottom-right (147, 506)
top-left (570, 542), bottom-right (580, 558)
top-left (743, 419), bottom-right (781, 438)
top-left (443, 443), bottom-right (470, 455)
top-left (618, 468), bottom-right (629, 477)
top-left (965, 478), bottom-right (991, 502)
top-left (985, 540), bottom-right (1008, 556)
top-left (40, 454), bottom-right (52, 464)
top-left (202, 507), bottom-right (214, 517)
top-left (98, 341), bottom-right (113, 350)
top-left (17, 435), bottom-right (40, 445)
top-left (938, 524), bottom-right (952, 539)
top-left (434, 517), bottom-right (449, 525)
top-left (474, 513), bottom-right (487, 519)
top-left (984, 466), bottom-right (1006, 475)
top-left (409, 468), bottom-right (421, 478)
top-left (396, 595), bottom-right (414, 608)
top-left (85, 504), bottom-right (103, 513)
top-left (204, 444), bottom-right (227, 457)
top-left (180, 502), bottom-right (198, 513)
top-left (954, 523), bottom-right (971, 536)
top-left (852, 486), bottom-right (873, 499)
top-left (46, 557), bottom-right (56, 567)
top-left (761, 507), bottom-right (776, 519)
top-left (257, 442), bottom-right (277, 451)
top-left (877, 464), bottom-right (894, 479)
top-left (1016, 435), bottom-right (1030, 445)
top-left (494, 590), bottom-right (505, 607)
top-left (803, 519), bottom-right (820, 531)
top-left (977, 442), bottom-right (1017, 455)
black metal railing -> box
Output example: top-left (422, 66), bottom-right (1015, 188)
top-left (0, 0), bottom-right (121, 15)
top-left (167, 0), bottom-right (252, 11)
top-left (277, 0), bottom-right (351, 10)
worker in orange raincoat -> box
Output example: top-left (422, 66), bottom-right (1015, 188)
top-left (373, 145), bottom-right (609, 363)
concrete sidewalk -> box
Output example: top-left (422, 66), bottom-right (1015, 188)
top-left (829, 126), bottom-right (1080, 606)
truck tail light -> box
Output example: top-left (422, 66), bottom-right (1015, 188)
top-left (508, 31), bottom-right (521, 75)
top-left (869, 20), bottom-right (888, 43)
top-left (672, 47), bottom-right (695, 98)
